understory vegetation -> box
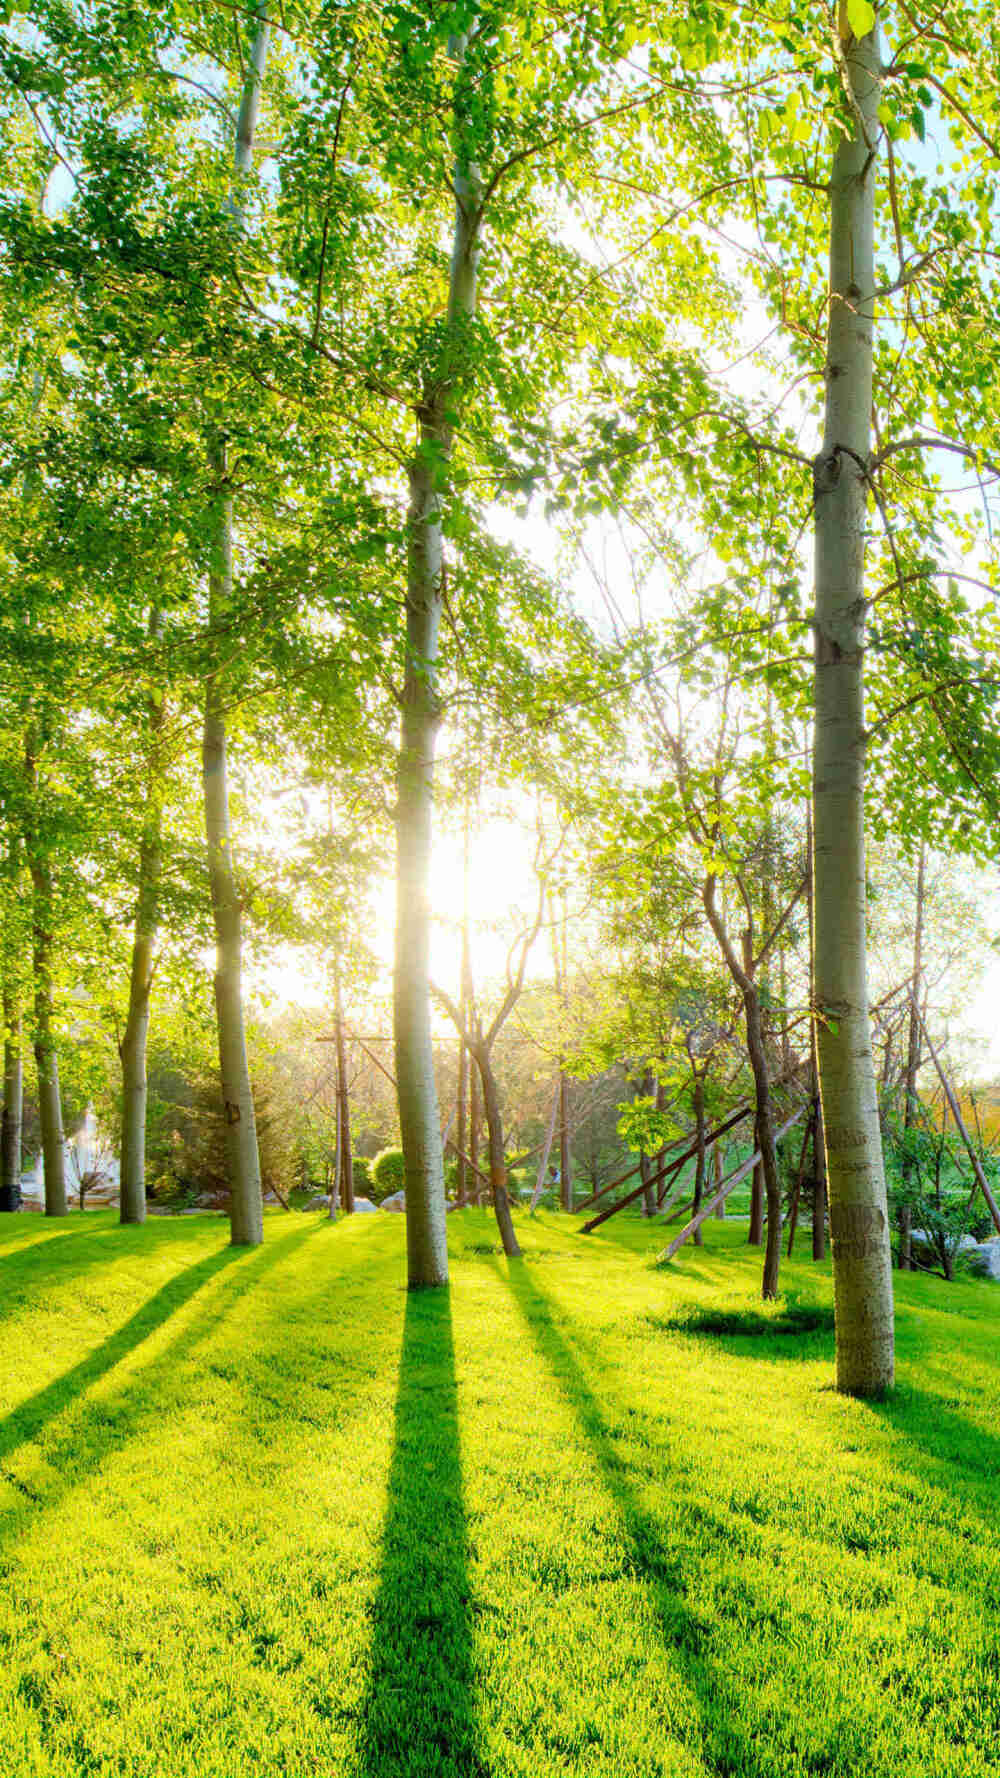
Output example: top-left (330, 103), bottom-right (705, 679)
top-left (2, 1209), bottom-right (998, 1778)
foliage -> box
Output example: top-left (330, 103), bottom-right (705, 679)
top-left (371, 1146), bottom-right (406, 1201)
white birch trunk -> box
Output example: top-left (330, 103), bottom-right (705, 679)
top-left (119, 613), bottom-right (165, 1224)
top-left (394, 32), bottom-right (482, 1288)
top-left (812, 7), bottom-right (894, 1395)
top-left (201, 8), bottom-right (270, 1247)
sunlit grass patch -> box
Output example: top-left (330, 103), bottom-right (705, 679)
top-left (0, 1207), bottom-right (998, 1776)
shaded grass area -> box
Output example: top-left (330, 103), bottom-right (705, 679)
top-left (0, 1210), bottom-right (999, 1775)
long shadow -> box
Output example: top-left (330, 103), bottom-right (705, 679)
top-left (868, 1383), bottom-right (1000, 1527)
top-left (0, 1219), bottom-right (331, 1478)
top-left (358, 1289), bottom-right (483, 1778)
top-left (503, 1260), bottom-right (788, 1778)
top-left (0, 1220), bottom-right (335, 1549)
top-left (0, 1216), bottom-right (212, 1312)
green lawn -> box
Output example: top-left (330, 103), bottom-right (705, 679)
top-left (1, 1208), bottom-right (998, 1777)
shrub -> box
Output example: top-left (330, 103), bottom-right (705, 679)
top-left (351, 1156), bottom-right (372, 1197)
top-left (371, 1147), bottom-right (405, 1201)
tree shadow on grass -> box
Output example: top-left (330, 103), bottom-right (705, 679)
top-left (867, 1382), bottom-right (1000, 1524)
top-left (358, 1288), bottom-right (484, 1778)
top-left (0, 1220), bottom-right (329, 1518)
top-left (503, 1260), bottom-right (792, 1778)
top-left (0, 1216), bottom-right (210, 1311)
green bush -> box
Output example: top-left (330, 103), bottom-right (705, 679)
top-left (371, 1147), bottom-right (405, 1201)
top-left (351, 1156), bottom-right (372, 1197)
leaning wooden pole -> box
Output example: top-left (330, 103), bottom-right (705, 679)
top-left (659, 1108), bottom-right (805, 1263)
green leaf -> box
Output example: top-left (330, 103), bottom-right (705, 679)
top-left (846, 0), bottom-right (876, 39)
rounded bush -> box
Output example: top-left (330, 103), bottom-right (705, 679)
top-left (351, 1156), bottom-right (372, 1197)
top-left (371, 1147), bottom-right (405, 1201)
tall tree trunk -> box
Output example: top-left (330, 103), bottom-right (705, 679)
top-left (899, 842), bottom-right (925, 1269)
top-left (812, 8), bottom-right (893, 1394)
top-left (395, 34), bottom-right (481, 1287)
top-left (24, 729), bottom-right (66, 1217)
top-left (200, 9), bottom-right (270, 1248)
top-left (704, 876), bottom-right (781, 1297)
top-left (204, 475), bottom-right (263, 1248)
top-left (119, 613), bottom-right (165, 1225)
top-left (691, 1072), bottom-right (706, 1246)
top-left (559, 1068), bottom-right (573, 1213)
top-left (469, 1057), bottom-right (481, 1206)
top-left (807, 804), bottom-right (827, 1261)
top-left (476, 1049), bottom-right (521, 1258)
top-left (714, 1141), bottom-right (726, 1217)
top-left (1, 993), bottom-right (22, 1212)
top-left (748, 1159), bottom-right (765, 1246)
top-left (334, 962), bottom-right (354, 1214)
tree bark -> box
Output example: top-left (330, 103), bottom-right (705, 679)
top-left (394, 35), bottom-right (482, 1287)
top-left (691, 1072), bottom-right (706, 1245)
top-left (199, 9), bottom-right (270, 1248)
top-left (1, 993), bottom-right (22, 1212)
top-left (476, 1048), bottom-right (521, 1258)
top-left (24, 729), bottom-right (66, 1217)
top-left (899, 843), bottom-right (925, 1269)
top-left (559, 1068), bottom-right (573, 1212)
top-left (119, 611), bottom-right (165, 1225)
top-left (703, 875), bottom-right (781, 1297)
top-left (203, 477), bottom-right (263, 1248)
top-left (334, 962), bottom-right (354, 1214)
top-left (812, 8), bottom-right (894, 1394)
top-left (469, 1055), bottom-right (481, 1206)
top-left (714, 1142), bottom-right (725, 1217)
top-left (807, 804), bottom-right (827, 1261)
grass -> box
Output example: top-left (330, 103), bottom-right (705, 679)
top-left (0, 1209), bottom-right (998, 1777)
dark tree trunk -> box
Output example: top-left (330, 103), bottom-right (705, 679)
top-left (559, 1069), bottom-right (572, 1212)
top-left (899, 843), bottom-right (925, 1269)
top-left (0, 993), bottom-right (22, 1211)
top-left (476, 1050), bottom-right (521, 1258)
top-left (334, 965), bottom-right (354, 1214)
top-left (692, 1072), bottom-right (706, 1245)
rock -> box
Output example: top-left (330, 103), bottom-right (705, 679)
top-left (380, 1190), bottom-right (406, 1213)
top-left (352, 1197), bottom-right (378, 1214)
top-left (192, 1191), bottom-right (219, 1209)
top-left (967, 1239), bottom-right (1000, 1280)
top-left (262, 1191), bottom-right (281, 1205)
top-left (303, 1194), bottom-right (331, 1212)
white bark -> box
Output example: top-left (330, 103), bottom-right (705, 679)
top-left (119, 613), bottom-right (165, 1224)
top-left (394, 33), bottom-right (482, 1288)
top-left (201, 7), bottom-right (270, 1247)
top-left (812, 9), bottom-right (894, 1395)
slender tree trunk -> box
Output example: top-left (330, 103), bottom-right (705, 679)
top-left (748, 1160), bottom-right (765, 1246)
top-left (119, 614), bottom-right (165, 1225)
top-left (714, 1142), bottom-right (726, 1217)
top-left (692, 1072), bottom-right (706, 1246)
top-left (334, 963), bottom-right (354, 1214)
top-left (638, 1069), bottom-right (656, 1217)
top-left (329, 1097), bottom-right (341, 1219)
top-left (470, 1058), bottom-right (481, 1207)
top-left (812, 9), bottom-right (893, 1394)
top-left (559, 1069), bottom-right (573, 1213)
top-left (476, 1048), bottom-right (521, 1258)
top-left (899, 843), bottom-right (925, 1270)
top-left (24, 729), bottom-right (66, 1217)
top-left (807, 803), bottom-right (827, 1260)
top-left (395, 37), bottom-right (481, 1287)
top-left (1, 993), bottom-right (22, 1211)
top-left (200, 9), bottom-right (270, 1248)
top-left (703, 876), bottom-right (780, 1295)
top-left (203, 477), bottom-right (263, 1248)
top-left (745, 993), bottom-right (782, 1297)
